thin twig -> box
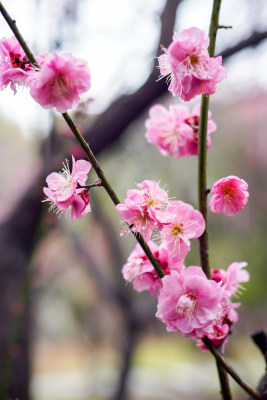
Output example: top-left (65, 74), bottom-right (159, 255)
top-left (216, 359), bottom-right (233, 400)
top-left (203, 338), bottom-right (262, 400)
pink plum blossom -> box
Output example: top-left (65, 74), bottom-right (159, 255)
top-left (28, 51), bottom-right (91, 112)
top-left (116, 180), bottom-right (170, 241)
top-left (197, 262), bottom-right (250, 351)
top-left (160, 201), bottom-right (205, 259)
top-left (145, 104), bottom-right (193, 159)
top-left (0, 36), bottom-right (35, 93)
top-left (156, 267), bottom-right (225, 339)
top-left (211, 262), bottom-right (249, 296)
top-left (198, 302), bottom-right (239, 352)
top-left (122, 241), bottom-right (184, 295)
top-left (209, 176), bottom-right (249, 216)
top-left (158, 27), bottom-right (227, 101)
top-left (43, 155), bottom-right (91, 222)
top-left (145, 103), bottom-right (216, 158)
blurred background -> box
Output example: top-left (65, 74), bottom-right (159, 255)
top-left (0, 0), bottom-right (267, 399)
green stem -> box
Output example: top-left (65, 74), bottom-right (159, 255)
top-left (78, 180), bottom-right (103, 189)
top-left (62, 113), bottom-right (120, 206)
top-left (198, 0), bottom-right (223, 279)
top-left (198, 2), bottom-right (233, 400)
top-left (198, 94), bottom-right (210, 278)
top-left (0, 2), bottom-right (164, 279)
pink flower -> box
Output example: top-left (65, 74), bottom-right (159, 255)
top-left (28, 51), bottom-right (91, 112)
top-left (199, 302), bottom-right (240, 352)
top-left (156, 267), bottom-right (225, 339)
top-left (211, 262), bottom-right (249, 296)
top-left (122, 241), bottom-right (184, 295)
top-left (43, 155), bottom-right (91, 222)
top-left (145, 104), bottom-right (193, 159)
top-left (116, 180), bottom-right (169, 241)
top-left (209, 176), bottom-right (249, 216)
top-left (145, 103), bottom-right (216, 158)
top-left (160, 201), bottom-right (205, 259)
top-left (158, 27), bottom-right (227, 101)
top-left (0, 36), bottom-right (35, 93)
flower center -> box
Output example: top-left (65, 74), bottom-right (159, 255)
top-left (189, 54), bottom-right (199, 66)
top-left (52, 74), bottom-right (72, 99)
top-left (9, 51), bottom-right (31, 71)
top-left (176, 293), bottom-right (197, 321)
top-left (171, 224), bottom-right (183, 236)
top-left (221, 185), bottom-right (233, 197)
top-left (147, 198), bottom-right (155, 208)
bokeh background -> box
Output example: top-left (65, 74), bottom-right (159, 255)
top-left (0, 1), bottom-right (267, 399)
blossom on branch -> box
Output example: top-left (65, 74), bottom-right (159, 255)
top-left (0, 36), bottom-right (35, 93)
top-left (122, 241), bottom-right (184, 295)
top-left (160, 201), bottom-right (205, 259)
top-left (209, 176), bottom-right (249, 216)
top-left (156, 267), bottom-right (225, 339)
top-left (198, 262), bottom-right (250, 351)
top-left (211, 262), bottom-right (249, 297)
top-left (145, 103), bottom-right (216, 159)
top-left (28, 51), bottom-right (91, 113)
top-left (43, 155), bottom-right (92, 222)
top-left (158, 27), bottom-right (227, 101)
top-left (116, 180), bottom-right (170, 240)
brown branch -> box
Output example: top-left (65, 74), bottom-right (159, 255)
top-left (83, 0), bottom-right (183, 154)
top-left (202, 337), bottom-right (263, 400)
top-left (220, 30), bottom-right (267, 59)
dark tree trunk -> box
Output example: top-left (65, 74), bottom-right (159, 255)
top-left (0, 183), bottom-right (43, 400)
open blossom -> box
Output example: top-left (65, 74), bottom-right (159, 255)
top-left (156, 267), bottom-right (225, 339)
top-left (211, 262), bottom-right (249, 297)
top-left (122, 241), bottom-right (184, 296)
top-left (160, 201), bottom-right (205, 259)
top-left (209, 176), bottom-right (249, 216)
top-left (43, 155), bottom-right (91, 222)
top-left (158, 27), bottom-right (227, 101)
top-left (199, 302), bottom-right (239, 352)
top-left (198, 262), bottom-right (249, 351)
top-left (0, 36), bottom-right (35, 93)
top-left (145, 104), bottom-right (193, 159)
top-left (145, 103), bottom-right (216, 159)
top-left (116, 180), bottom-right (170, 241)
top-left (28, 51), bottom-right (91, 112)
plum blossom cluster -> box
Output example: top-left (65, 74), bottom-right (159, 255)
top-left (145, 103), bottom-right (216, 159)
top-left (122, 226), bottom-right (249, 349)
top-left (0, 36), bottom-right (91, 112)
top-left (43, 156), bottom-right (92, 223)
top-left (156, 262), bottom-right (249, 348)
top-left (119, 25), bottom-right (250, 352)
top-left (116, 180), bottom-right (205, 257)
top-left (158, 27), bottom-right (227, 101)
top-left (122, 241), bottom-right (185, 296)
